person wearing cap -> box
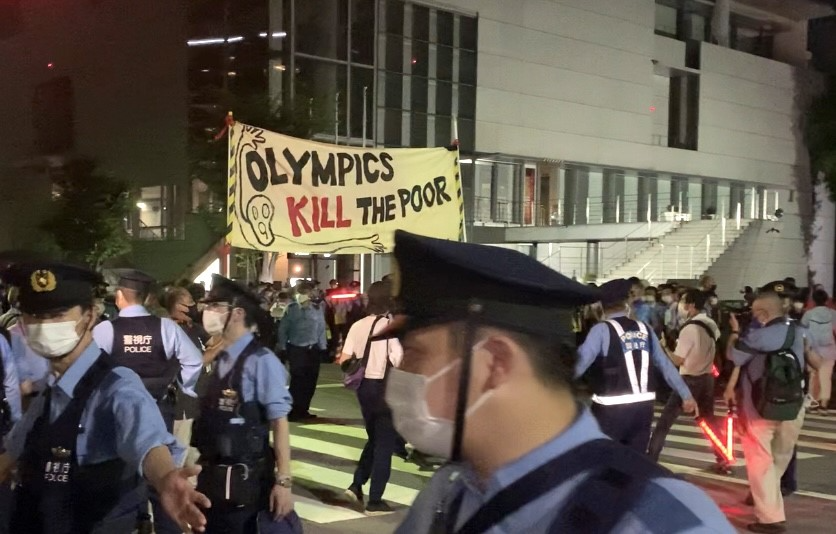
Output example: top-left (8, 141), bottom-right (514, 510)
top-left (723, 290), bottom-right (820, 533)
top-left (278, 281), bottom-right (327, 421)
top-left (383, 231), bottom-right (732, 534)
top-left (0, 262), bottom-right (209, 533)
top-left (191, 274), bottom-right (297, 533)
top-left (93, 269), bottom-right (203, 430)
top-left (576, 278), bottom-right (697, 453)
top-left (0, 314), bottom-right (21, 534)
top-left (92, 269), bottom-right (204, 534)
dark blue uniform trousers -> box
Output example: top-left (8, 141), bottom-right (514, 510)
top-left (353, 379), bottom-right (397, 502)
top-left (591, 400), bottom-right (655, 453)
top-left (288, 345), bottom-right (321, 418)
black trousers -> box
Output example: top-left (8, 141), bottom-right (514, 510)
top-left (0, 480), bottom-right (11, 534)
top-left (352, 379), bottom-right (397, 502)
top-left (647, 374), bottom-right (721, 462)
top-left (591, 400), bottom-right (655, 453)
top-left (288, 344), bottom-right (321, 417)
top-left (204, 505), bottom-right (259, 534)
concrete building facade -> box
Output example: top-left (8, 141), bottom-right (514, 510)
top-left (1, 0), bottom-right (833, 294)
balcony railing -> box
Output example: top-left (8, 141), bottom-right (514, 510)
top-left (471, 194), bottom-right (704, 227)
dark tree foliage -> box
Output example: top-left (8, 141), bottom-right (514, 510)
top-left (41, 159), bottom-right (132, 270)
top-left (807, 75), bottom-right (836, 199)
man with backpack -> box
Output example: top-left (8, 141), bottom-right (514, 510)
top-left (723, 291), bottom-right (822, 534)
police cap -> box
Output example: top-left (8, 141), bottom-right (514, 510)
top-left (114, 269), bottom-right (156, 293)
top-left (204, 274), bottom-right (261, 310)
top-left (599, 278), bottom-right (633, 307)
top-left (3, 261), bottom-right (102, 315)
top-left (380, 230), bottom-right (600, 337)
top-left (759, 280), bottom-right (797, 298)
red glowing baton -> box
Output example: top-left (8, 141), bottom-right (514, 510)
top-left (726, 407), bottom-right (735, 463)
top-left (696, 409), bottom-right (735, 464)
top-left (712, 364), bottom-right (720, 378)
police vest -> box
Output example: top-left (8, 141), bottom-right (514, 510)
top-left (110, 316), bottom-right (178, 400)
top-left (589, 317), bottom-right (658, 405)
top-left (191, 339), bottom-right (271, 464)
top-left (13, 354), bottom-right (141, 534)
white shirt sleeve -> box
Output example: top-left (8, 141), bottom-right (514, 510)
top-left (341, 318), bottom-right (367, 358)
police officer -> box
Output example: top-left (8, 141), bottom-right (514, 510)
top-left (376, 231), bottom-right (732, 533)
top-left (93, 269), bottom-right (203, 430)
top-left (576, 278), bottom-right (697, 453)
top-left (278, 281), bottom-right (327, 421)
top-left (0, 262), bottom-right (209, 534)
top-left (92, 269), bottom-right (203, 534)
top-left (192, 274), bottom-right (297, 533)
top-left (0, 318), bottom-right (21, 534)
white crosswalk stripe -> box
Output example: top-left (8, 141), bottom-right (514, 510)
top-left (288, 404), bottom-right (836, 525)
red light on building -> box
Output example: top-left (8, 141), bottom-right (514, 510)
top-left (411, 58), bottom-right (418, 65)
top-left (47, 62), bottom-right (54, 69)
top-left (649, 105), bottom-right (656, 112)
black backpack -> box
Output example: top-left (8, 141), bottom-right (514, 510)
top-left (750, 323), bottom-right (804, 421)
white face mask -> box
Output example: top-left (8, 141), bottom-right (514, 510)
top-left (661, 295), bottom-right (673, 304)
top-left (709, 297), bottom-right (719, 306)
top-left (25, 319), bottom-right (84, 359)
top-left (296, 293), bottom-right (310, 305)
top-left (793, 302), bottom-right (804, 311)
top-left (385, 345), bottom-right (493, 459)
top-left (202, 309), bottom-right (229, 336)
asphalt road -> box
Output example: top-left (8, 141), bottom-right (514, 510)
top-left (292, 365), bottom-right (836, 533)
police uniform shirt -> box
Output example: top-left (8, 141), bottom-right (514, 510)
top-left (730, 319), bottom-right (807, 422)
top-left (3, 341), bottom-right (185, 474)
top-left (575, 311), bottom-right (694, 401)
top-left (0, 334), bottom-right (22, 423)
top-left (93, 304), bottom-right (203, 397)
top-left (277, 302), bottom-right (327, 351)
top-left (216, 332), bottom-right (292, 421)
top-left (9, 323), bottom-right (50, 393)
top-left (396, 407), bottom-right (734, 534)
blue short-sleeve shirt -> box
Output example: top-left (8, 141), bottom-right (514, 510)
top-left (216, 333), bottom-right (292, 421)
top-left (4, 341), bottom-right (184, 476)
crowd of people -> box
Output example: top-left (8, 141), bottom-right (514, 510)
top-left (0, 239), bottom-right (832, 533)
top-left (572, 273), bottom-right (835, 533)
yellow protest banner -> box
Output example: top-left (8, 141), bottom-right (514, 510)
top-left (226, 122), bottom-right (463, 253)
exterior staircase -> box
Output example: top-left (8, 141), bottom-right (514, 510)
top-left (600, 218), bottom-right (754, 285)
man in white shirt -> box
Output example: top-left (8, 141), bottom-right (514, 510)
top-left (648, 289), bottom-right (728, 473)
top-left (338, 281), bottom-right (403, 514)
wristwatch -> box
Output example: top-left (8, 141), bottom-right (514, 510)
top-left (276, 475), bottom-right (293, 489)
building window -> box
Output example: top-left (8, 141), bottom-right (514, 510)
top-left (351, 0), bottom-right (376, 65)
top-left (655, 3), bottom-right (678, 38)
top-left (32, 77), bottom-right (74, 154)
top-left (131, 185), bottom-right (179, 240)
top-left (296, 0), bottom-right (349, 60)
top-left (378, 1), bottom-right (476, 151)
